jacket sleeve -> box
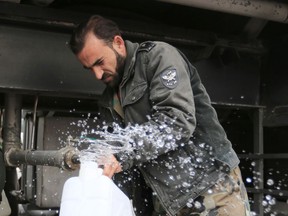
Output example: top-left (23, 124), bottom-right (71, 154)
top-left (147, 42), bottom-right (196, 135)
top-left (117, 42), bottom-right (197, 170)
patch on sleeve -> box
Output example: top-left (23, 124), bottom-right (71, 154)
top-left (161, 68), bottom-right (178, 89)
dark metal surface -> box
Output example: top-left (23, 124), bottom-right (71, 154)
top-left (0, 24), bottom-right (105, 98)
top-left (261, 39), bottom-right (288, 126)
top-left (195, 51), bottom-right (261, 106)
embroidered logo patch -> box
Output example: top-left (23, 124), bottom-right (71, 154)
top-left (161, 68), bottom-right (178, 89)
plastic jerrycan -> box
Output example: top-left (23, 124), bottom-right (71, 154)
top-left (59, 161), bottom-right (134, 216)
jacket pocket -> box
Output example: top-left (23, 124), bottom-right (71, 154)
top-left (122, 81), bottom-right (147, 107)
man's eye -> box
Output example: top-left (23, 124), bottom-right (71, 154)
top-left (97, 60), bottom-right (104, 65)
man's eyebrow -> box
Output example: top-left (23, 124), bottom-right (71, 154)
top-left (83, 58), bottom-right (103, 69)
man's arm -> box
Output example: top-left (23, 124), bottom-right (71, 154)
top-left (115, 42), bottom-right (197, 170)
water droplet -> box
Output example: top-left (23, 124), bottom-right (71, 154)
top-left (199, 143), bottom-right (205, 148)
top-left (265, 195), bottom-right (272, 201)
top-left (246, 177), bottom-right (252, 183)
top-left (182, 182), bottom-right (191, 187)
top-left (186, 202), bottom-right (193, 208)
top-left (262, 200), bottom-right (268, 207)
top-left (268, 198), bottom-right (276, 205)
top-left (186, 198), bottom-right (194, 208)
top-left (190, 171), bottom-right (196, 176)
top-left (138, 140), bottom-right (144, 146)
top-left (194, 201), bottom-right (202, 209)
top-left (169, 175), bottom-right (175, 181)
top-left (207, 189), bottom-right (213, 194)
top-left (267, 179), bottom-right (274, 186)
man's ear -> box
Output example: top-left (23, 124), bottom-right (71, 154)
top-left (113, 35), bottom-right (124, 48)
top-left (113, 35), bottom-right (126, 55)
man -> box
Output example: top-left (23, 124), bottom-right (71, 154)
top-left (69, 15), bottom-right (250, 216)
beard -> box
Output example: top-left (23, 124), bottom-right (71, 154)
top-left (106, 47), bottom-right (125, 88)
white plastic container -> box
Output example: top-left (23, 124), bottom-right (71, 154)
top-left (59, 161), bottom-right (134, 216)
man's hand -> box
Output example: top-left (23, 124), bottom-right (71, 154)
top-left (102, 155), bottom-right (122, 178)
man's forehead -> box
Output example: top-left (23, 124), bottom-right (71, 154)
top-left (84, 32), bottom-right (105, 47)
top-left (80, 34), bottom-right (105, 58)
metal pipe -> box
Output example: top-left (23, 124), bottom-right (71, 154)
top-left (2, 93), bottom-right (80, 170)
top-left (157, 0), bottom-right (288, 23)
top-left (5, 146), bottom-right (80, 170)
top-left (3, 93), bottom-right (22, 156)
top-left (2, 93), bottom-right (22, 215)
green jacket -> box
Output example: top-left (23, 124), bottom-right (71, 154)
top-left (99, 40), bottom-right (239, 215)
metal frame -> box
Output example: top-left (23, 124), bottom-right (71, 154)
top-left (237, 107), bottom-right (288, 215)
top-left (253, 108), bottom-right (264, 215)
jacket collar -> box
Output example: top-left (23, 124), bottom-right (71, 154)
top-left (98, 40), bottom-right (139, 107)
top-left (121, 40), bottom-right (139, 85)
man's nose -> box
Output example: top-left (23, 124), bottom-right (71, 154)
top-left (91, 66), bottom-right (104, 80)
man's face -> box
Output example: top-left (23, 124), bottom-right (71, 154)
top-left (77, 33), bottom-right (126, 87)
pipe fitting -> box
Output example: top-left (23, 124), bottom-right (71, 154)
top-left (5, 146), bottom-right (80, 171)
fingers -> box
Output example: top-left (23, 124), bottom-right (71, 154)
top-left (114, 161), bottom-right (122, 174)
top-left (102, 161), bottom-right (120, 178)
top-left (102, 155), bottom-right (122, 178)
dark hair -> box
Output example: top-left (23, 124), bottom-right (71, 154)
top-left (69, 15), bottom-right (121, 54)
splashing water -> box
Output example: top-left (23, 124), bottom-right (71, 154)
top-left (74, 125), bottom-right (134, 165)
top-left (72, 121), bottom-right (185, 165)
top-left (66, 117), bottom-right (288, 215)
top-left (78, 138), bottom-right (129, 165)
